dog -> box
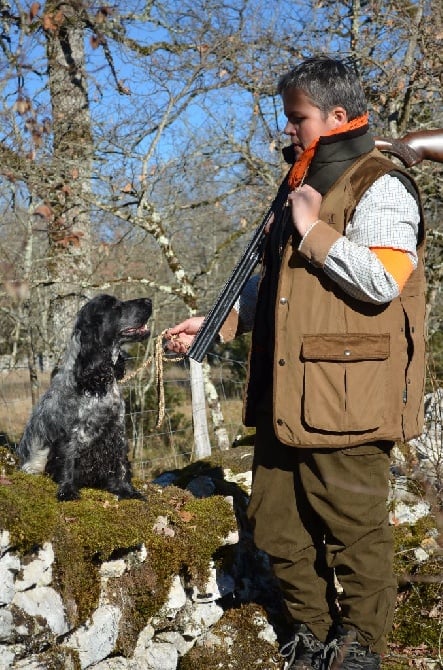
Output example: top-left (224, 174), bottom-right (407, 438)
top-left (17, 294), bottom-right (152, 501)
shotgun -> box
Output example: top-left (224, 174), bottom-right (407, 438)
top-left (187, 129), bottom-right (443, 363)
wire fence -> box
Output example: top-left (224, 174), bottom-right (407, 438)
top-left (124, 351), bottom-right (250, 479)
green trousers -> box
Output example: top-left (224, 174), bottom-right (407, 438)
top-left (247, 393), bottom-right (397, 654)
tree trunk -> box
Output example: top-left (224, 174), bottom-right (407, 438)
top-left (43, 2), bottom-right (94, 362)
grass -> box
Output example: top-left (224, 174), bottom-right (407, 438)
top-left (0, 368), bottom-right (51, 444)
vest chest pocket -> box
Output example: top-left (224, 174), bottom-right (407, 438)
top-left (301, 333), bottom-right (390, 433)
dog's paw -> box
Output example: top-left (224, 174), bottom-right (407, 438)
top-left (114, 484), bottom-right (146, 501)
top-left (127, 488), bottom-right (146, 501)
top-left (57, 483), bottom-right (80, 501)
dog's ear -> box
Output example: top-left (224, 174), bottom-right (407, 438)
top-left (75, 294), bottom-right (122, 347)
top-left (73, 295), bottom-right (122, 395)
top-left (73, 332), bottom-right (116, 396)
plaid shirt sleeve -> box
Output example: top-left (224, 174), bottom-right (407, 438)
top-left (235, 174), bottom-right (420, 328)
top-left (323, 174), bottom-right (420, 303)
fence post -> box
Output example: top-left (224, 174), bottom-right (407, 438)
top-left (202, 359), bottom-right (230, 450)
top-left (190, 359), bottom-right (211, 458)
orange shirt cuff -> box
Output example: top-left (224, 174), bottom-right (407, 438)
top-left (370, 247), bottom-right (414, 291)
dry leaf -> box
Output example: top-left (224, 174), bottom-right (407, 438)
top-left (54, 9), bottom-right (64, 26)
top-left (96, 7), bottom-right (112, 23)
top-left (90, 34), bottom-right (104, 49)
top-left (15, 97), bottom-right (32, 115)
top-left (29, 2), bottom-right (40, 20)
top-left (56, 231), bottom-right (85, 248)
top-left (42, 13), bottom-right (56, 31)
top-left (118, 81), bottom-right (131, 95)
top-left (42, 9), bottom-right (64, 32)
top-left (34, 204), bottom-right (53, 219)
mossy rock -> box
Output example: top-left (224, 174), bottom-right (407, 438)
top-left (388, 516), bottom-right (442, 657)
top-left (0, 448), bottom-right (236, 653)
top-left (162, 446), bottom-right (254, 487)
top-left (179, 603), bottom-right (281, 669)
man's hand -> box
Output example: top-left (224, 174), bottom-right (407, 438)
top-left (287, 184), bottom-right (323, 236)
top-left (164, 316), bottom-right (205, 354)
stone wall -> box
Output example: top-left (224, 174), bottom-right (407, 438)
top-left (0, 457), bottom-right (286, 669)
top-left (0, 441), bottom-right (441, 669)
top-left (0, 527), bottom-right (269, 669)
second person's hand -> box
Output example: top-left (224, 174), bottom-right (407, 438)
top-left (164, 316), bottom-right (205, 354)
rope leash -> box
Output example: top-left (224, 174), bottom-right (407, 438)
top-left (119, 331), bottom-right (183, 429)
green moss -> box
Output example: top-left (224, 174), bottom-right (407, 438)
top-left (179, 603), bottom-right (280, 670)
top-left (207, 445), bottom-right (254, 477)
top-left (112, 558), bottom-right (171, 656)
top-left (176, 494), bottom-right (236, 586)
top-left (0, 470), bottom-right (60, 552)
top-left (0, 462), bottom-right (236, 652)
top-left (390, 517), bottom-right (442, 655)
top-left (390, 556), bottom-right (442, 650)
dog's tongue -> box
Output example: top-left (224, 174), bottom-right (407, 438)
top-left (122, 323), bottom-right (150, 337)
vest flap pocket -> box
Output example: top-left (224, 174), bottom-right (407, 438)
top-left (302, 334), bottom-right (390, 433)
top-left (302, 333), bottom-right (390, 362)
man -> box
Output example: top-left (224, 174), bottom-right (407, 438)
top-left (166, 56), bottom-right (426, 669)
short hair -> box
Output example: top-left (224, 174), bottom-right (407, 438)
top-left (277, 56), bottom-right (368, 120)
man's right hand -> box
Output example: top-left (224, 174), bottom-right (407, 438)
top-left (164, 316), bottom-right (205, 354)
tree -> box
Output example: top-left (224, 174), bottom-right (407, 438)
top-left (1, 2), bottom-right (96, 362)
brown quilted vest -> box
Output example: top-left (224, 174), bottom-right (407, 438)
top-left (243, 149), bottom-right (426, 447)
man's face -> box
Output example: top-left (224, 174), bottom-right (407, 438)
top-left (282, 88), bottom-right (347, 157)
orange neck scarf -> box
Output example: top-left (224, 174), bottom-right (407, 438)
top-left (287, 113), bottom-right (369, 190)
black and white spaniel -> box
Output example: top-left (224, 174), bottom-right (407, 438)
top-left (17, 294), bottom-right (152, 501)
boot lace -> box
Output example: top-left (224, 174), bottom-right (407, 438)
top-left (280, 626), bottom-right (322, 669)
top-left (321, 633), bottom-right (379, 670)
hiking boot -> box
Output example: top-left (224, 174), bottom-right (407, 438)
top-left (280, 623), bottom-right (324, 669)
top-left (321, 627), bottom-right (381, 670)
